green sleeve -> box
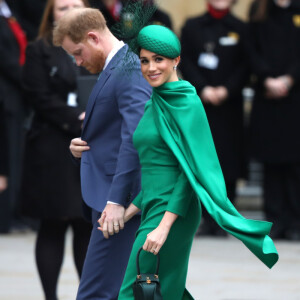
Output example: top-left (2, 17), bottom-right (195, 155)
top-left (132, 191), bottom-right (143, 209)
top-left (166, 169), bottom-right (195, 218)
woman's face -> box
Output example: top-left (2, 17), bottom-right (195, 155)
top-left (53, 0), bottom-right (85, 23)
top-left (139, 49), bottom-right (180, 88)
top-left (274, 0), bottom-right (291, 8)
top-left (207, 0), bottom-right (233, 10)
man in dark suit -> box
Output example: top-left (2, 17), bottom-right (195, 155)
top-left (53, 8), bottom-right (152, 299)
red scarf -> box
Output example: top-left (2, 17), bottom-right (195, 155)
top-left (6, 17), bottom-right (27, 66)
top-left (207, 3), bottom-right (229, 19)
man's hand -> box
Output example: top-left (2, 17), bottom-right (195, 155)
top-left (98, 204), bottom-right (125, 239)
top-left (0, 175), bottom-right (8, 193)
top-left (215, 86), bottom-right (228, 103)
top-left (69, 137), bottom-right (90, 158)
top-left (78, 112), bottom-right (86, 121)
top-left (264, 77), bottom-right (289, 99)
top-left (201, 86), bottom-right (218, 104)
top-left (78, 112), bottom-right (86, 128)
top-left (201, 86), bottom-right (227, 106)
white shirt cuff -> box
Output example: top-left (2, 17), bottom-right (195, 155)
top-left (107, 201), bottom-right (121, 206)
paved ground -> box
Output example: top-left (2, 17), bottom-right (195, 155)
top-left (0, 223), bottom-right (299, 300)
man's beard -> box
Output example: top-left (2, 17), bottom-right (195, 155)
top-left (85, 50), bottom-right (106, 74)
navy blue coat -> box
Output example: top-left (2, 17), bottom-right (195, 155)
top-left (80, 45), bottom-right (152, 213)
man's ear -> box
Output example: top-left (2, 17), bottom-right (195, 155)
top-left (86, 31), bottom-right (99, 46)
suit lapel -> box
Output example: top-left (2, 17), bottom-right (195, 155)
top-left (81, 70), bottom-right (111, 135)
top-left (81, 45), bottom-right (128, 136)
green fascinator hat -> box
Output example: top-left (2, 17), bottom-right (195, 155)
top-left (137, 25), bottom-right (181, 58)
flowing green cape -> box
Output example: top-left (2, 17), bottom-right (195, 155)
top-left (152, 80), bottom-right (278, 269)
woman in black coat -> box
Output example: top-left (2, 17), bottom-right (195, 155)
top-left (248, 0), bottom-right (300, 240)
top-left (180, 0), bottom-right (248, 235)
top-left (21, 0), bottom-right (92, 299)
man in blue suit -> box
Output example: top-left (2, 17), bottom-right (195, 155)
top-left (53, 8), bottom-right (152, 299)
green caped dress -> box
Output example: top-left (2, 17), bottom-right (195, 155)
top-left (118, 80), bottom-right (278, 300)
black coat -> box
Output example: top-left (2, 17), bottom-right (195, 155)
top-left (21, 38), bottom-right (86, 219)
top-left (6, 0), bottom-right (47, 41)
top-left (248, 2), bottom-right (300, 163)
top-left (180, 13), bottom-right (248, 181)
top-left (0, 102), bottom-right (8, 176)
top-left (0, 15), bottom-right (23, 114)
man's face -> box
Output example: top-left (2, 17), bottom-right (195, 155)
top-left (208, 0), bottom-right (233, 10)
top-left (62, 35), bottom-right (106, 74)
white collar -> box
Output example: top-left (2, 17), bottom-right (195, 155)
top-left (0, 1), bottom-right (12, 18)
top-left (103, 40), bottom-right (125, 70)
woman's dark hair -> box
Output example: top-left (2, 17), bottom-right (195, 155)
top-left (38, 0), bottom-right (90, 40)
top-left (249, 0), bottom-right (273, 22)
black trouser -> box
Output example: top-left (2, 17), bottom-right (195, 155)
top-left (264, 163), bottom-right (300, 235)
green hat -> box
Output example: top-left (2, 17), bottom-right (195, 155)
top-left (137, 25), bottom-right (181, 58)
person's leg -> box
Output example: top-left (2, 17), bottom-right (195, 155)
top-left (284, 163), bottom-right (300, 240)
top-left (76, 210), bottom-right (140, 300)
top-left (263, 163), bottom-right (286, 239)
top-left (226, 181), bottom-right (237, 204)
top-left (35, 219), bottom-right (69, 300)
top-left (197, 180), bottom-right (236, 236)
top-left (70, 218), bottom-right (92, 277)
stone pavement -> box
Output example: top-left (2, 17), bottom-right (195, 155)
top-left (0, 225), bottom-right (299, 300)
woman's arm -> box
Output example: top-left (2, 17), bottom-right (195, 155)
top-left (124, 203), bottom-right (141, 223)
top-left (143, 211), bottom-right (178, 255)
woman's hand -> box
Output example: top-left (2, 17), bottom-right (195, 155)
top-left (143, 211), bottom-right (178, 255)
top-left (143, 224), bottom-right (170, 255)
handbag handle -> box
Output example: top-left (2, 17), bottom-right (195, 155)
top-left (136, 247), bottom-right (160, 276)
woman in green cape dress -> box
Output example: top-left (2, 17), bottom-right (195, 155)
top-left (100, 25), bottom-right (278, 300)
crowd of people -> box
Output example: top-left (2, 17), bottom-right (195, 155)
top-left (0, 0), bottom-right (298, 299)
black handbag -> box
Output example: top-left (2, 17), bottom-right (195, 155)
top-left (132, 247), bottom-right (163, 300)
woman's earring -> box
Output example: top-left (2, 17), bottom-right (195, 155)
top-left (173, 65), bottom-right (177, 70)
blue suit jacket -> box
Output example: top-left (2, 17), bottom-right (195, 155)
top-left (80, 45), bottom-right (151, 213)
